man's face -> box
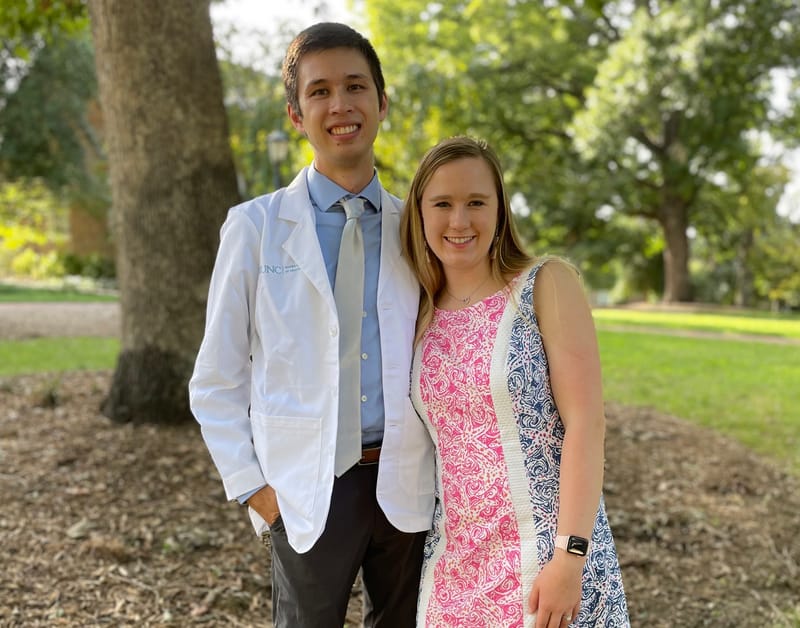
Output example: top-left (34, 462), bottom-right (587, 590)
top-left (288, 47), bottom-right (387, 182)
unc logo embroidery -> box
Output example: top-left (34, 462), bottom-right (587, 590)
top-left (259, 264), bottom-right (300, 275)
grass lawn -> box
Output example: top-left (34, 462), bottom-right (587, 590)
top-left (597, 329), bottom-right (800, 474)
top-left (0, 337), bottom-right (119, 376)
top-left (0, 282), bottom-right (117, 303)
top-left (593, 307), bottom-right (800, 341)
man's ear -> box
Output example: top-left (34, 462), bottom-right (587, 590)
top-left (378, 92), bottom-right (388, 122)
top-left (287, 103), bottom-right (305, 134)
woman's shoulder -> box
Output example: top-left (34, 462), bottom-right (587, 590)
top-left (516, 255), bottom-right (580, 291)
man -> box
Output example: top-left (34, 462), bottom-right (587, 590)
top-left (189, 22), bottom-right (434, 627)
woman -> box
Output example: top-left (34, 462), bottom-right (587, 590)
top-left (400, 136), bottom-right (629, 627)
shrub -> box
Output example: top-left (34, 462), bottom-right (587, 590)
top-left (10, 249), bottom-right (66, 279)
top-left (0, 179), bottom-right (69, 279)
top-left (61, 252), bottom-right (115, 279)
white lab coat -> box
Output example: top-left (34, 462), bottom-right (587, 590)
top-left (189, 168), bottom-right (435, 553)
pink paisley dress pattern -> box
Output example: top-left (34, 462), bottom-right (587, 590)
top-left (416, 287), bottom-right (523, 627)
top-left (412, 263), bottom-right (629, 627)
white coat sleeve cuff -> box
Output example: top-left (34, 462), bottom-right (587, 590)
top-left (222, 464), bottom-right (267, 502)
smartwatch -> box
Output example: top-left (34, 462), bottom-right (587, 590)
top-left (555, 534), bottom-right (590, 556)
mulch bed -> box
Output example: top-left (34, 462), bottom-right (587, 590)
top-left (1, 371), bottom-right (798, 627)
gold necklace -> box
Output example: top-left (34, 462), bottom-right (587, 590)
top-left (444, 274), bottom-right (493, 305)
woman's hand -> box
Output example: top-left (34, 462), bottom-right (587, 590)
top-left (528, 552), bottom-right (584, 627)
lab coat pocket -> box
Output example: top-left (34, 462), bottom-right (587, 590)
top-left (250, 411), bottom-right (323, 520)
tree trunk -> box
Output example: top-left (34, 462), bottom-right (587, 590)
top-left (88, 0), bottom-right (239, 423)
top-left (659, 201), bottom-right (692, 302)
top-left (734, 229), bottom-right (754, 307)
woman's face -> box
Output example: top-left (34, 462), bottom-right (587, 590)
top-left (420, 157), bottom-right (499, 276)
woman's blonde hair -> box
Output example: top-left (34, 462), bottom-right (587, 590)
top-left (400, 136), bottom-right (533, 344)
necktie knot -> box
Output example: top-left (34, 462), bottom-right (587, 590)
top-left (341, 196), bottom-right (365, 221)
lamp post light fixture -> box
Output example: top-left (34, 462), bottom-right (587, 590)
top-left (267, 129), bottom-right (289, 190)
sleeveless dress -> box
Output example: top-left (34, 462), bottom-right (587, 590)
top-left (411, 263), bottom-right (629, 627)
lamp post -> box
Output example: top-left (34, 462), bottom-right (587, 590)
top-left (267, 129), bottom-right (289, 190)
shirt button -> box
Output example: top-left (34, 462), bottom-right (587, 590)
top-left (361, 395), bottom-right (367, 403)
top-left (330, 326), bottom-right (337, 337)
top-left (361, 353), bottom-right (368, 360)
top-left (362, 311), bottom-right (367, 318)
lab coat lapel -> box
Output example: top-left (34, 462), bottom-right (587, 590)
top-left (279, 169), bottom-right (335, 306)
top-left (379, 189), bottom-right (402, 279)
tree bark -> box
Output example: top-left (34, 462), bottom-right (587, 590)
top-left (659, 200), bottom-right (692, 303)
top-left (88, 0), bottom-right (239, 423)
top-left (734, 229), bottom-right (754, 307)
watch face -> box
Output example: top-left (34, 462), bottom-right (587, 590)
top-left (567, 536), bottom-right (589, 556)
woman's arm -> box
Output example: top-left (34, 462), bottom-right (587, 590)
top-left (527, 260), bottom-right (606, 627)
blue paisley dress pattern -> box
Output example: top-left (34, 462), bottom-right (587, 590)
top-left (412, 262), bottom-right (629, 627)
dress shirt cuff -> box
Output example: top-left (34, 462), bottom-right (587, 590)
top-left (237, 485), bottom-right (266, 506)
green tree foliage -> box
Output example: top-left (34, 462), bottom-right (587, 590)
top-left (0, 0), bottom-right (111, 279)
top-left (0, 0), bottom-right (87, 43)
top-left (0, 0), bottom-right (99, 195)
top-left (692, 159), bottom-right (800, 308)
top-left (691, 162), bottom-right (789, 306)
top-left (572, 0), bottom-right (799, 301)
top-left (751, 216), bottom-right (800, 308)
top-left (0, 26), bottom-right (111, 280)
top-left (366, 0), bottom-right (621, 256)
top-left (0, 0), bottom-right (89, 102)
top-left (365, 0), bottom-right (800, 303)
top-left (218, 60), bottom-right (292, 196)
top-left (0, 32), bottom-right (100, 191)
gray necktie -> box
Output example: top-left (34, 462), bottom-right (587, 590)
top-left (333, 196), bottom-right (365, 476)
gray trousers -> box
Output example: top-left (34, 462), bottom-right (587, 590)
top-left (268, 462), bottom-right (426, 627)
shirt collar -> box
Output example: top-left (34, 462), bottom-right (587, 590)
top-left (307, 164), bottom-right (382, 213)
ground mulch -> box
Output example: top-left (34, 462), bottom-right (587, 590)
top-left (1, 370), bottom-right (798, 627)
